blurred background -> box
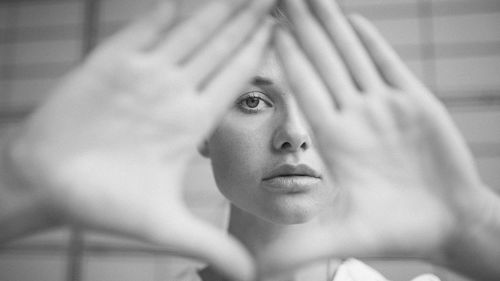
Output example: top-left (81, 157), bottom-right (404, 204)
top-left (0, 0), bottom-right (499, 280)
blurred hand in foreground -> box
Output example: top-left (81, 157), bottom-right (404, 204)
top-left (263, 0), bottom-right (500, 280)
top-left (0, 1), bottom-right (276, 280)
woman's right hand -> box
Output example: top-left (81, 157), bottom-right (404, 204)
top-left (0, 1), bottom-right (275, 280)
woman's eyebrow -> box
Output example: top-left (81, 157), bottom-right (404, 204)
top-left (252, 76), bottom-right (273, 86)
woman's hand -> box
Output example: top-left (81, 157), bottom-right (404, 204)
top-left (262, 0), bottom-right (500, 280)
top-left (0, 1), bottom-right (275, 280)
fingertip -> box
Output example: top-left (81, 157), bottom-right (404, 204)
top-left (185, 220), bottom-right (256, 281)
top-left (257, 16), bottom-right (276, 44)
top-left (348, 13), bottom-right (374, 32)
top-left (347, 14), bottom-right (368, 37)
top-left (274, 27), bottom-right (297, 65)
top-left (147, 211), bottom-right (255, 281)
top-left (240, 14), bottom-right (275, 54)
top-left (264, 15), bottom-right (277, 29)
top-left (349, 13), bottom-right (383, 42)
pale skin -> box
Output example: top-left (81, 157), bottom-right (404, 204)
top-left (0, 1), bottom-right (499, 281)
top-left (0, 1), bottom-right (277, 281)
top-left (260, 0), bottom-right (500, 281)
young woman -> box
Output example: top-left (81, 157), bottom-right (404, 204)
top-left (196, 1), bottom-right (500, 280)
top-left (197, 48), bottom-right (339, 280)
top-left (195, 48), bottom-right (422, 281)
top-left (180, 1), bottom-right (500, 279)
top-left (0, 0), bottom-right (499, 281)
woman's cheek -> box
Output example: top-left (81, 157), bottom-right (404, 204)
top-left (209, 117), bottom-right (271, 192)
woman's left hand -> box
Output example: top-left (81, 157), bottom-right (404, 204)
top-left (260, 0), bottom-right (499, 279)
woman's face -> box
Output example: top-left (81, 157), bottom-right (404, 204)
top-left (202, 49), bottom-right (335, 224)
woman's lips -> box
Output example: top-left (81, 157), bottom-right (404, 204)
top-left (262, 164), bottom-right (322, 193)
top-left (263, 164), bottom-right (322, 179)
top-left (262, 175), bottom-right (321, 193)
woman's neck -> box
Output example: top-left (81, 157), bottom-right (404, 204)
top-left (227, 204), bottom-right (321, 257)
top-left (200, 205), bottom-right (339, 281)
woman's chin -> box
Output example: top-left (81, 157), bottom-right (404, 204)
top-left (262, 205), bottom-right (321, 225)
top-left (267, 196), bottom-right (325, 224)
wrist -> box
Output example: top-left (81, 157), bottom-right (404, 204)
top-left (438, 184), bottom-right (500, 281)
top-left (0, 125), bottom-right (57, 243)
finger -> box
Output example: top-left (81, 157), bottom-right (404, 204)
top-left (349, 15), bottom-right (427, 92)
top-left (107, 1), bottom-right (177, 51)
top-left (184, 0), bottom-right (276, 85)
top-left (156, 0), bottom-right (275, 64)
top-left (307, 0), bottom-right (384, 91)
top-left (154, 0), bottom-right (240, 62)
top-left (152, 213), bottom-right (255, 281)
top-left (283, 0), bottom-right (359, 109)
top-left (199, 18), bottom-right (274, 133)
top-left (274, 28), bottom-right (339, 137)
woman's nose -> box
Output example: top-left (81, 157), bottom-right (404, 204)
top-left (272, 112), bottom-right (311, 153)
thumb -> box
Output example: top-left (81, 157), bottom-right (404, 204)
top-left (150, 213), bottom-right (255, 281)
top-left (256, 222), bottom-right (381, 279)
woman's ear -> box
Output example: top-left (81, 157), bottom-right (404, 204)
top-left (197, 140), bottom-right (210, 158)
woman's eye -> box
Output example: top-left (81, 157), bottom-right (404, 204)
top-left (237, 92), bottom-right (272, 113)
top-left (244, 97), bottom-right (261, 108)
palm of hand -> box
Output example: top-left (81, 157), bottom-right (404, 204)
top-left (269, 0), bottom-right (484, 266)
top-left (324, 89), bottom-right (478, 259)
top-left (13, 41), bottom-right (206, 234)
top-left (6, 2), bottom-right (275, 279)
